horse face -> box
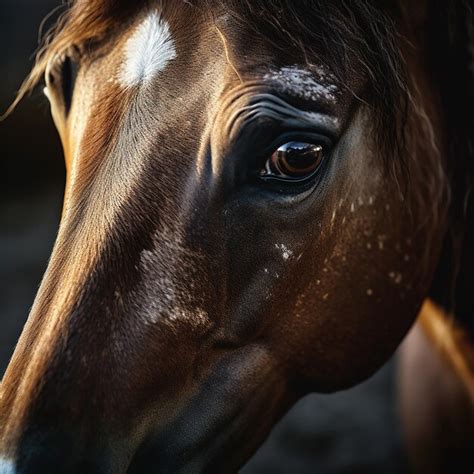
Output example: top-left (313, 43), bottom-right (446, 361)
top-left (1, 2), bottom-right (447, 472)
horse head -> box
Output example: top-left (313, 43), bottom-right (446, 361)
top-left (0, 1), bottom-right (454, 472)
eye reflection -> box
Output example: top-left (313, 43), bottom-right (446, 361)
top-left (260, 141), bottom-right (325, 181)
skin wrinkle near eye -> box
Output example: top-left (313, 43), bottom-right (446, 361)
top-left (119, 10), bottom-right (177, 88)
top-left (212, 76), bottom-right (342, 161)
top-left (223, 92), bottom-right (340, 146)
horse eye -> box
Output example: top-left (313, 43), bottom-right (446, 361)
top-left (260, 141), bottom-right (325, 181)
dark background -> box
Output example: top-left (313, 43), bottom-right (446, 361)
top-left (0, 1), bottom-right (408, 472)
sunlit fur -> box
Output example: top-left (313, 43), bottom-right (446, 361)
top-left (1, 1), bottom-right (473, 473)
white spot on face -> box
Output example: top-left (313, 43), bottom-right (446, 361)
top-left (0, 459), bottom-right (15, 474)
top-left (137, 227), bottom-right (210, 328)
top-left (119, 11), bottom-right (177, 87)
top-left (366, 288), bottom-right (374, 296)
top-left (388, 271), bottom-right (403, 284)
top-left (264, 66), bottom-right (339, 103)
top-left (275, 243), bottom-right (293, 261)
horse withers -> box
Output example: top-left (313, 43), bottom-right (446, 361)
top-left (1, 0), bottom-right (473, 472)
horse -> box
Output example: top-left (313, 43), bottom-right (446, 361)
top-left (0, 0), bottom-right (472, 472)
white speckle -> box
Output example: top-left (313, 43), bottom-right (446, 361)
top-left (350, 203), bottom-right (355, 212)
top-left (137, 226), bottom-right (210, 328)
top-left (297, 253), bottom-right (303, 261)
top-left (323, 293), bottom-right (329, 301)
top-left (0, 459), bottom-right (15, 474)
top-left (264, 268), bottom-right (269, 273)
top-left (119, 11), bottom-right (177, 87)
top-left (366, 288), bottom-right (373, 296)
top-left (316, 279), bottom-right (321, 285)
top-left (368, 196), bottom-right (374, 205)
top-left (357, 197), bottom-right (364, 206)
top-left (403, 254), bottom-right (410, 262)
top-left (275, 243), bottom-right (293, 261)
top-left (377, 234), bottom-right (386, 250)
top-left (366, 242), bottom-right (372, 250)
top-left (389, 271), bottom-right (403, 284)
top-left (264, 66), bottom-right (339, 103)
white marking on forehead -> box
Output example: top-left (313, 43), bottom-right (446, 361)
top-left (0, 459), bottom-right (15, 474)
top-left (264, 66), bottom-right (338, 103)
top-left (119, 11), bottom-right (177, 87)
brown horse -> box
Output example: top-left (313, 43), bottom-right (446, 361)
top-left (1, 0), bottom-right (473, 472)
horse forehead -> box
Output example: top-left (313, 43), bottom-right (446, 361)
top-left (114, 7), bottom-right (328, 90)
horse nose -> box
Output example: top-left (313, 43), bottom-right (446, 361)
top-left (8, 430), bottom-right (119, 474)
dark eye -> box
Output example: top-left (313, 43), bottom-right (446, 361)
top-left (259, 141), bottom-right (325, 182)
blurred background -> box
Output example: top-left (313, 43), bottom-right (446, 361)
top-left (0, 1), bottom-right (407, 472)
